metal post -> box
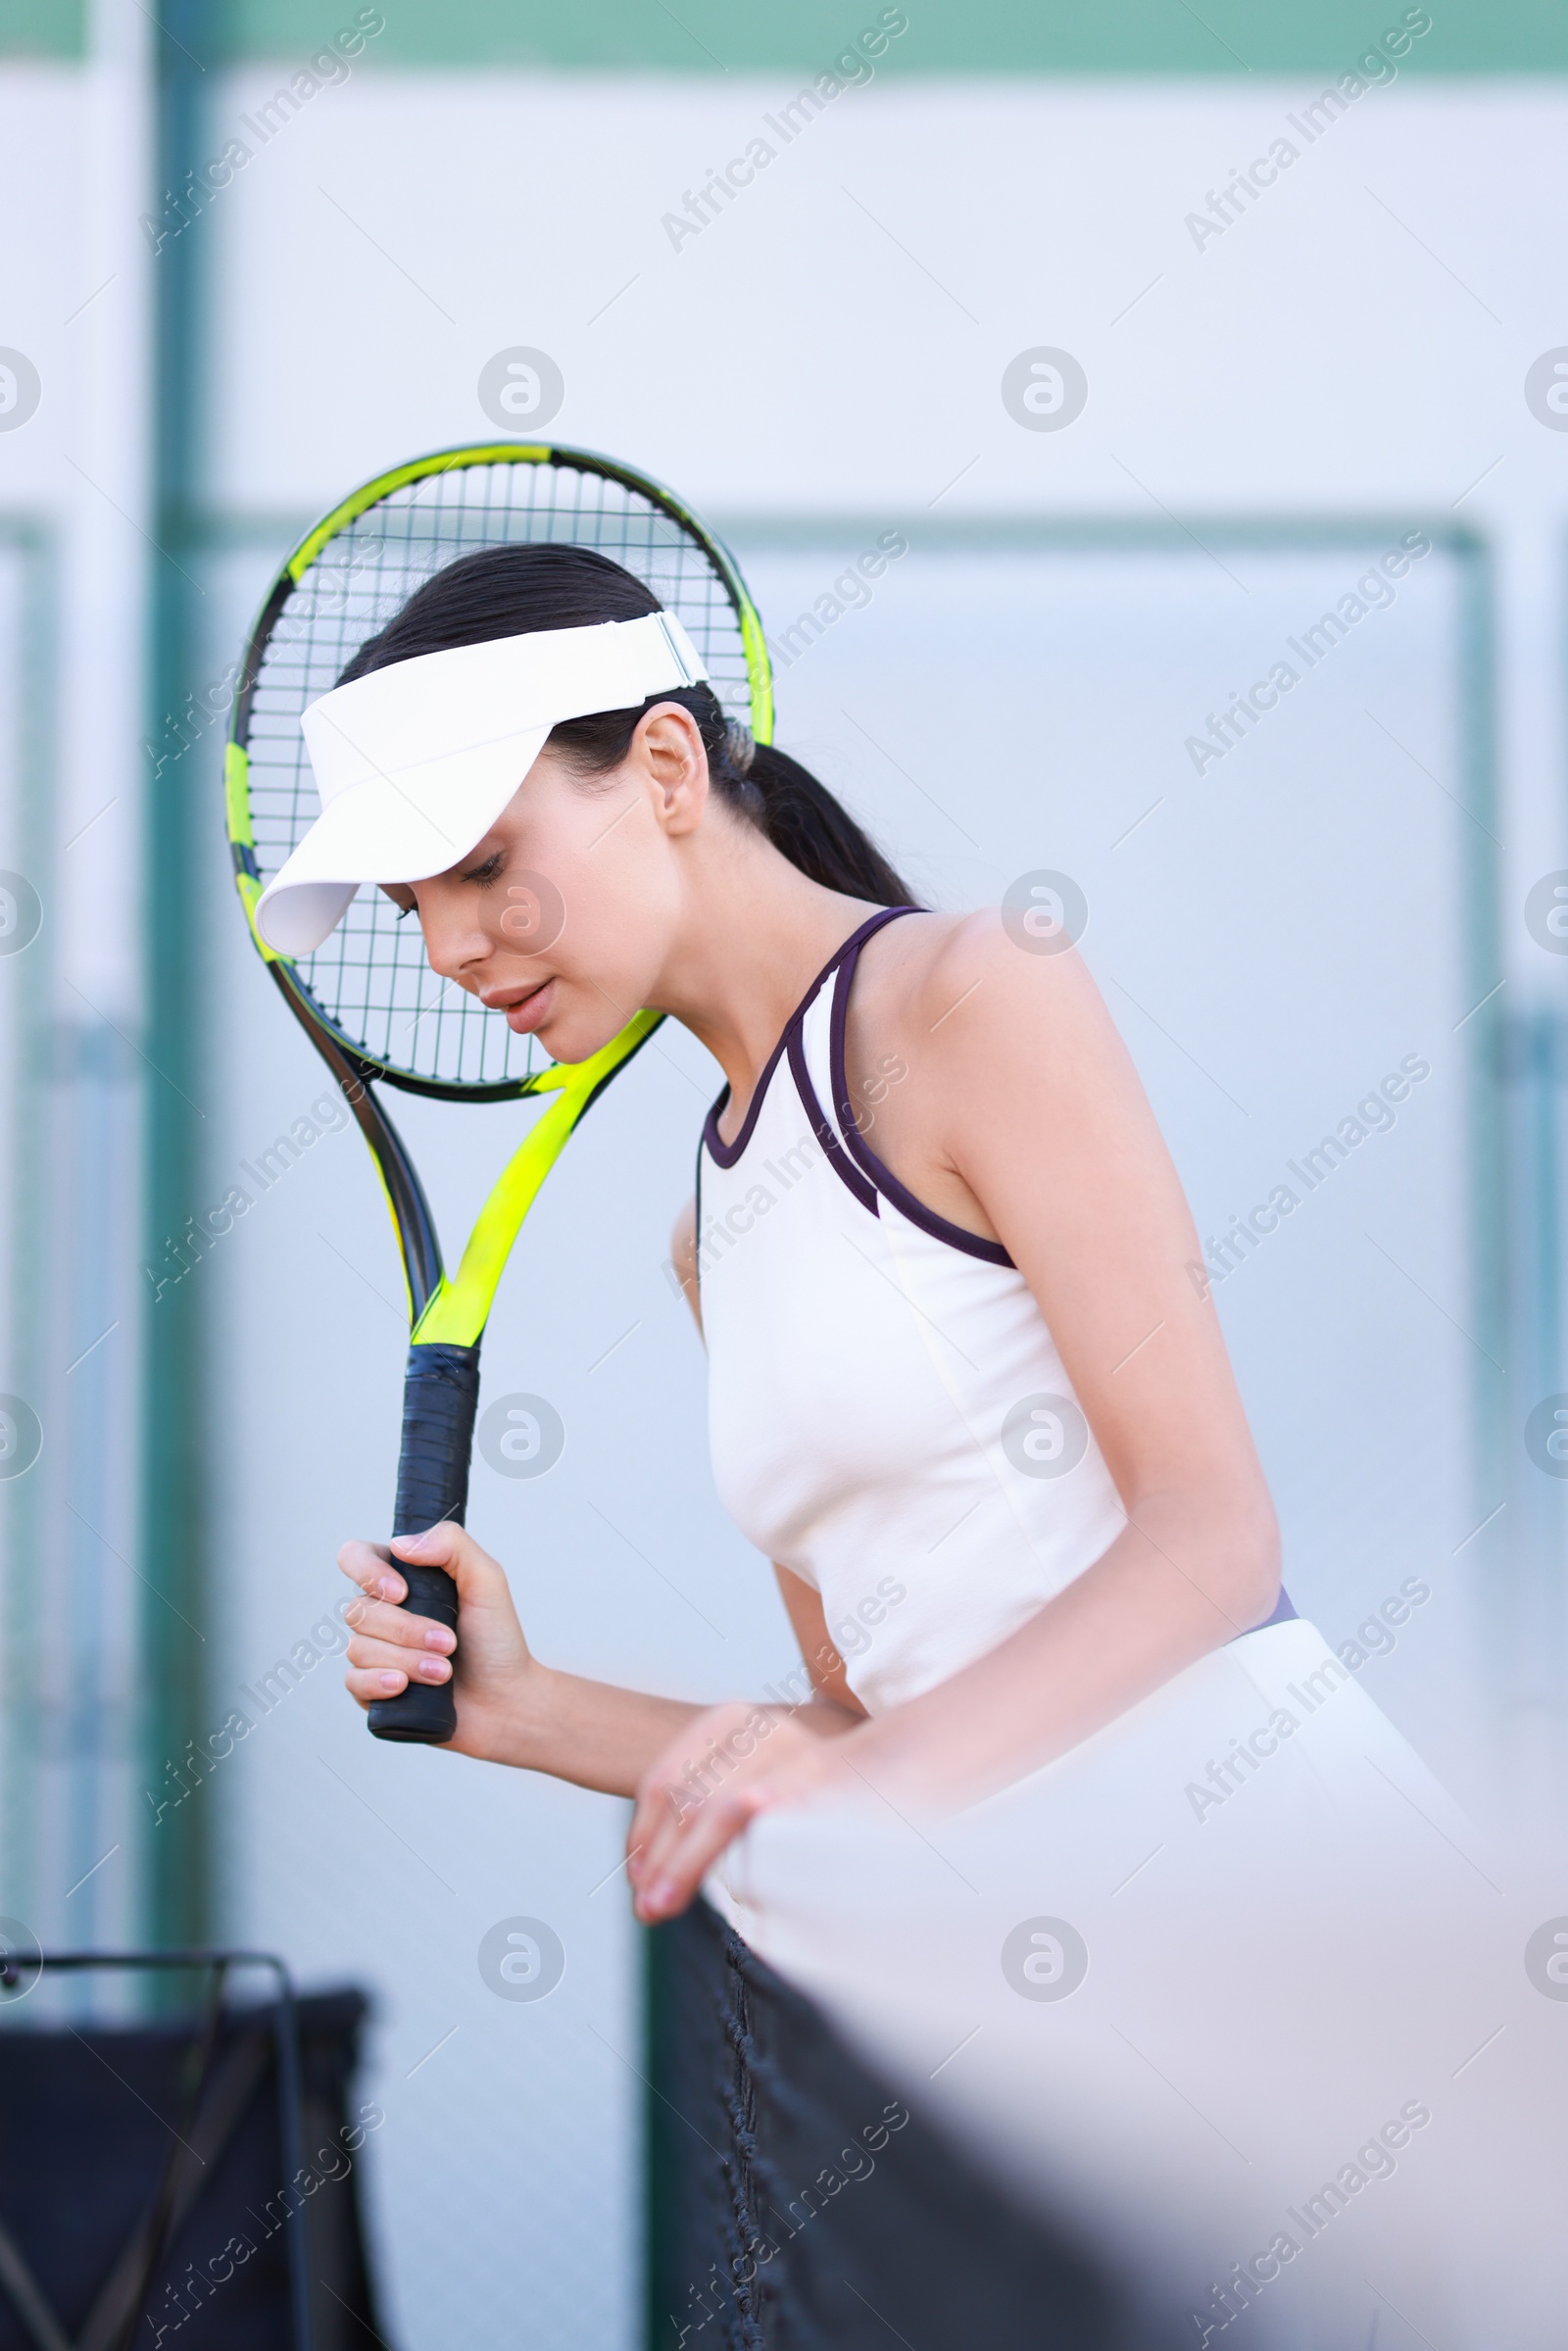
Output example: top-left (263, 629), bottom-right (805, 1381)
top-left (140, 0), bottom-right (210, 1953)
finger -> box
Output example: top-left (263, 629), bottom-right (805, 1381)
top-left (631, 1772), bottom-right (716, 1896)
top-left (635, 1788), bottom-right (760, 1923)
top-left (388, 1522), bottom-right (511, 1614)
top-left (389, 1520), bottom-right (478, 1577)
top-left (337, 1539), bottom-right (404, 1607)
top-left (625, 1797), bottom-right (667, 1890)
top-left (345, 1635), bottom-right (453, 1683)
top-left (627, 1705), bottom-right (760, 1884)
top-left (345, 1664), bottom-right (412, 1707)
top-left (340, 1596), bottom-right (455, 1652)
top-left (627, 1771), bottom-right (692, 1881)
top-left (627, 1780), bottom-right (669, 1877)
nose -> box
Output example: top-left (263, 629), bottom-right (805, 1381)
top-left (416, 888), bottom-right (492, 988)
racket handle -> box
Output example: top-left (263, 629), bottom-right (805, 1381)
top-left (368, 1341), bottom-right (481, 1745)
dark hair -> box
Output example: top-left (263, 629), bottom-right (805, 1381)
top-left (337, 543), bottom-right (917, 906)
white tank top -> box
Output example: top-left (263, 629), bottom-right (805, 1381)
top-left (697, 907), bottom-right (1129, 1715)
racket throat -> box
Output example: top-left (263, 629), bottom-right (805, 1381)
top-left (271, 967), bottom-right (446, 1324)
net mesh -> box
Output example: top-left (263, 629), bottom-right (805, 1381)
top-left (241, 455), bottom-right (756, 1090)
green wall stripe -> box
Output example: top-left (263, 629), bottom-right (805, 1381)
top-left (16, 0), bottom-right (1568, 72)
top-left (0, 2), bottom-right (84, 58)
top-left (209, 0), bottom-right (1568, 73)
top-left (140, 0), bottom-right (213, 1953)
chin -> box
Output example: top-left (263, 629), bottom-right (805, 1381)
top-left (544, 1006), bottom-right (625, 1068)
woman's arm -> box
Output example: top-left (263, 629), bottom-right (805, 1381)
top-left (338, 1533), bottom-right (865, 1798)
top-left (337, 1245), bottom-right (862, 1792)
top-left (339, 1535), bottom-right (871, 1762)
top-left (625, 914), bottom-right (1280, 1916)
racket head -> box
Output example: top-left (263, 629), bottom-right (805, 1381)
top-left (224, 441), bottom-right (773, 1101)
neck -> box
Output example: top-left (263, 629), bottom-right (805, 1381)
top-left (648, 821), bottom-right (880, 1113)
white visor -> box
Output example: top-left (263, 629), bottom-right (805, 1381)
top-left (253, 610), bottom-right (708, 957)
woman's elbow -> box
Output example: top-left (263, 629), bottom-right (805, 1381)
top-left (1216, 1493), bottom-right (1282, 1630)
top-left (1125, 1478), bottom-right (1281, 1633)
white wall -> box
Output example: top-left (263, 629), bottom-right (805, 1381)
top-left (5, 50), bottom-right (1568, 2350)
top-left (0, 38), bottom-right (152, 1966)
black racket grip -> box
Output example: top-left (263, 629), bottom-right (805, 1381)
top-left (367, 1341), bottom-right (481, 1745)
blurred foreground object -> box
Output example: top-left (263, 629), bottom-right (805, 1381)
top-left (712, 1628), bottom-right (1568, 2348)
top-left (648, 1898), bottom-right (1175, 2348)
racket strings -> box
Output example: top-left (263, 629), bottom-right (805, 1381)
top-left (243, 456), bottom-right (753, 1090)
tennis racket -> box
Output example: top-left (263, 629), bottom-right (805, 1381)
top-left (224, 441), bottom-right (773, 1742)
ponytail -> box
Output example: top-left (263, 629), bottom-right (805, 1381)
top-left (338, 542), bottom-right (919, 908)
top-left (731, 739), bottom-right (916, 907)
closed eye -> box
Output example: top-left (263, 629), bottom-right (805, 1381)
top-left (462, 851), bottom-right (505, 887)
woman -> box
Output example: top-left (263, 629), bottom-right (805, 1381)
top-left (305, 538), bottom-right (1290, 1926)
top-left (262, 542), bottom-right (1553, 2345)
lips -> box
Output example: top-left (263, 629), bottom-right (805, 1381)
top-left (491, 977), bottom-right (556, 1035)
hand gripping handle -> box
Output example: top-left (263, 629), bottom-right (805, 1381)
top-left (366, 1342), bottom-right (480, 1743)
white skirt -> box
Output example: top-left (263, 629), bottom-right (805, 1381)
top-left (712, 1620), bottom-right (1565, 2348)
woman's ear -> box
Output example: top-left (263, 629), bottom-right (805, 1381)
top-left (635, 705), bottom-right (709, 836)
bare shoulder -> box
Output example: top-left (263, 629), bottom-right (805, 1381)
top-left (867, 906), bottom-right (1113, 1070)
top-left (847, 906), bottom-right (1155, 1246)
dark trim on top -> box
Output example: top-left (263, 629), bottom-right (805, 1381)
top-left (701, 908), bottom-right (905, 1170)
top-left (830, 916), bottom-right (1016, 1268)
top-left (787, 1028), bottom-right (879, 1216)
